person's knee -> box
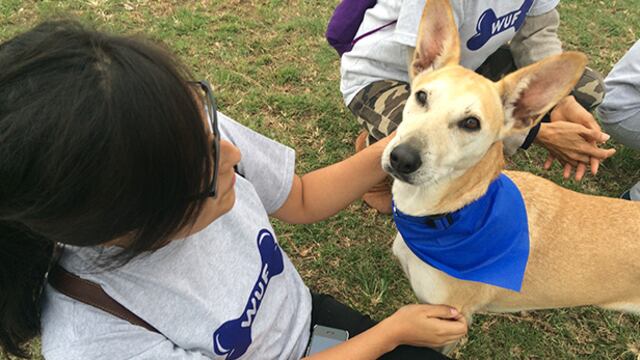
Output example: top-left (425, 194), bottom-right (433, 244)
top-left (601, 119), bottom-right (640, 150)
top-left (630, 181), bottom-right (640, 201)
top-left (573, 67), bottom-right (605, 111)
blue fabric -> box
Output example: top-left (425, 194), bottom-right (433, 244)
top-left (393, 174), bottom-right (530, 292)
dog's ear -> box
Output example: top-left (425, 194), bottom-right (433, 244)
top-left (410, 0), bottom-right (460, 81)
top-left (498, 52), bottom-right (587, 137)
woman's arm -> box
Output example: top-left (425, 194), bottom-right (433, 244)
top-left (303, 304), bottom-right (467, 360)
top-left (272, 134), bottom-right (393, 224)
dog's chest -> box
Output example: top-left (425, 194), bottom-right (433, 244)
top-left (391, 174), bottom-right (530, 292)
top-left (392, 233), bottom-right (452, 305)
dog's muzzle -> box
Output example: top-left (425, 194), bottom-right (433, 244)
top-left (389, 144), bottom-right (422, 180)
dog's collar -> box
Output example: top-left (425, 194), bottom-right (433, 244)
top-left (392, 204), bottom-right (458, 230)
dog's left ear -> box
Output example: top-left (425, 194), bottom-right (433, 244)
top-left (497, 52), bottom-right (587, 138)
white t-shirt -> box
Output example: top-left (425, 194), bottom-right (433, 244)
top-left (41, 114), bottom-right (311, 360)
top-left (340, 0), bottom-right (559, 105)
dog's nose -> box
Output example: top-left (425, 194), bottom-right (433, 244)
top-left (390, 144), bottom-right (422, 175)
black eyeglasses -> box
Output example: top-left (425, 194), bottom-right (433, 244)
top-left (190, 80), bottom-right (220, 198)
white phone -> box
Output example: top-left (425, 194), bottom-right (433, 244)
top-left (305, 324), bottom-right (349, 356)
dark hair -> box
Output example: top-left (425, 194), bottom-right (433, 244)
top-left (0, 20), bottom-right (212, 357)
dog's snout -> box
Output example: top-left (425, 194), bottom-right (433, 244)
top-left (390, 144), bottom-right (422, 175)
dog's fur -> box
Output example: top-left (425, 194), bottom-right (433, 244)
top-left (382, 0), bottom-right (640, 347)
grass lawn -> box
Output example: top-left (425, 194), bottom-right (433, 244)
top-left (2, 0), bottom-right (640, 359)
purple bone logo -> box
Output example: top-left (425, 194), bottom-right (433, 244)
top-left (466, 0), bottom-right (533, 51)
top-left (212, 229), bottom-right (284, 360)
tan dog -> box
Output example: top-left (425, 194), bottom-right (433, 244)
top-left (382, 0), bottom-right (640, 350)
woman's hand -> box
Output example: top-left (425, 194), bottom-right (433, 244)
top-left (537, 95), bottom-right (616, 181)
top-left (536, 121), bottom-right (615, 178)
top-left (551, 95), bottom-right (602, 132)
top-left (368, 131), bottom-right (397, 154)
top-left (382, 304), bottom-right (468, 348)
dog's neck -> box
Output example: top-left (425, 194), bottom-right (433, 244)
top-left (393, 142), bottom-right (505, 216)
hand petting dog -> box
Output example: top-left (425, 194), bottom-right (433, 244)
top-left (382, 304), bottom-right (468, 349)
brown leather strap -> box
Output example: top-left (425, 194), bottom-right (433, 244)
top-left (48, 265), bottom-right (160, 334)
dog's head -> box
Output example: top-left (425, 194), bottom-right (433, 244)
top-left (382, 0), bottom-right (587, 186)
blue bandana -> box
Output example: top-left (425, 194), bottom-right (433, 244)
top-left (393, 174), bottom-right (529, 292)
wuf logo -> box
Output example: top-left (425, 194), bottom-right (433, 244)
top-left (467, 0), bottom-right (533, 51)
top-left (212, 229), bottom-right (284, 360)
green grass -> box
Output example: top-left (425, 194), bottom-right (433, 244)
top-left (2, 0), bottom-right (640, 359)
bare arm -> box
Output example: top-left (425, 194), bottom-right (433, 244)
top-left (303, 320), bottom-right (397, 360)
top-left (272, 135), bottom-right (393, 224)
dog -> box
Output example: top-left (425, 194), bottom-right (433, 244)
top-left (381, 0), bottom-right (640, 352)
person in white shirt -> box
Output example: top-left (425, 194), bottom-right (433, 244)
top-left (329, 0), bottom-right (615, 213)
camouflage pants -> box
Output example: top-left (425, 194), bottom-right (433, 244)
top-left (348, 47), bottom-right (605, 145)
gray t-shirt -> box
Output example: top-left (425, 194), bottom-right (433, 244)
top-left (40, 113), bottom-right (311, 359)
top-left (597, 40), bottom-right (640, 125)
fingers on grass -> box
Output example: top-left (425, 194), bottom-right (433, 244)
top-left (590, 157), bottom-right (600, 175)
top-left (563, 163), bottom-right (572, 179)
top-left (544, 155), bottom-right (554, 170)
top-left (575, 163), bottom-right (587, 181)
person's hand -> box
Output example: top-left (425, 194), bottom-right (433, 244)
top-left (536, 121), bottom-right (615, 181)
top-left (537, 121), bottom-right (615, 180)
top-left (551, 95), bottom-right (602, 132)
top-left (382, 304), bottom-right (468, 348)
top-left (368, 130), bottom-right (397, 154)
top-left (539, 95), bottom-right (615, 180)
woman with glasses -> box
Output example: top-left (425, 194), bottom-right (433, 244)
top-left (0, 21), bottom-right (466, 360)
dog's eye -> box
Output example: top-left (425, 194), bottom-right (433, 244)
top-left (415, 90), bottom-right (428, 106)
top-left (458, 117), bottom-right (481, 131)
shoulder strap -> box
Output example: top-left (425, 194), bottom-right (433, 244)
top-left (47, 265), bottom-right (160, 334)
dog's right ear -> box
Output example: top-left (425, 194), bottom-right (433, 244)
top-left (410, 0), bottom-right (460, 81)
